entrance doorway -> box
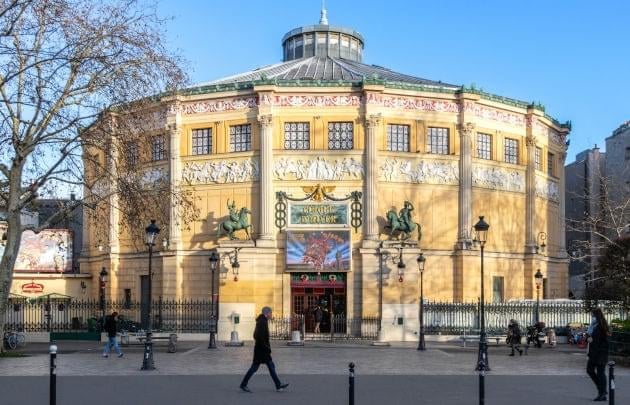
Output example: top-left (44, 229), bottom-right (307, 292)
top-left (290, 273), bottom-right (346, 333)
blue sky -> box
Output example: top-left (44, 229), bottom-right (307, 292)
top-left (157, 0), bottom-right (630, 163)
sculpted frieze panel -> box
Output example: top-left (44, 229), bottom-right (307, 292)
top-left (367, 93), bottom-right (460, 113)
top-left (464, 102), bottom-right (525, 127)
top-left (379, 158), bottom-right (459, 185)
top-left (140, 167), bottom-right (168, 186)
top-left (182, 158), bottom-right (260, 184)
top-left (535, 176), bottom-right (559, 202)
top-left (472, 164), bottom-right (525, 193)
top-left (271, 95), bottom-right (362, 107)
top-left (273, 156), bottom-right (364, 181)
top-left (172, 97), bottom-right (258, 115)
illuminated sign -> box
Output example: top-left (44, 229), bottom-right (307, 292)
top-left (288, 203), bottom-right (348, 227)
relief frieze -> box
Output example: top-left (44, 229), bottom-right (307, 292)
top-left (535, 176), bottom-right (559, 202)
top-left (472, 164), bottom-right (525, 193)
top-left (379, 158), bottom-right (459, 185)
top-left (273, 156), bottom-right (364, 181)
top-left (182, 158), bottom-right (260, 184)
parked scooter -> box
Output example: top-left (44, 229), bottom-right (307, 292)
top-left (526, 321), bottom-right (546, 348)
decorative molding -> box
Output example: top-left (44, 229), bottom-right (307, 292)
top-left (123, 109), bottom-right (167, 133)
top-left (182, 158), bottom-right (260, 184)
top-left (525, 136), bottom-right (536, 147)
top-left (464, 102), bottom-right (525, 127)
top-left (270, 94), bottom-right (361, 107)
top-left (535, 176), bottom-right (560, 202)
top-left (379, 158), bottom-right (459, 185)
top-left (472, 164), bottom-right (525, 193)
top-left (273, 156), bottom-right (364, 181)
top-left (174, 97), bottom-right (257, 115)
top-left (367, 93), bottom-right (460, 113)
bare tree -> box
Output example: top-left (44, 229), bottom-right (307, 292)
top-left (566, 168), bottom-right (630, 296)
top-left (0, 0), bottom-right (193, 348)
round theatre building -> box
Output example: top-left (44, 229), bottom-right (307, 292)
top-left (83, 14), bottom-right (571, 341)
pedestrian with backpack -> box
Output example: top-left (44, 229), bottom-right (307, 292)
top-left (507, 319), bottom-right (523, 356)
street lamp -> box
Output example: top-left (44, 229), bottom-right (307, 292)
top-left (534, 269), bottom-right (543, 324)
top-left (417, 253), bottom-right (426, 351)
top-left (231, 249), bottom-right (240, 282)
top-left (208, 251), bottom-right (219, 349)
top-left (141, 219), bottom-right (159, 371)
top-left (473, 216), bottom-right (490, 376)
top-left (397, 255), bottom-right (405, 283)
top-left (536, 232), bottom-right (547, 254)
top-left (99, 267), bottom-right (108, 329)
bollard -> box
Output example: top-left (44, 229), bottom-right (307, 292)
top-left (608, 361), bottom-right (615, 405)
top-left (348, 362), bottom-right (355, 405)
top-left (478, 361), bottom-right (485, 405)
top-left (49, 343), bottom-right (58, 405)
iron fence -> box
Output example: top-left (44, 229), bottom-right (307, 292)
top-left (268, 315), bottom-right (379, 341)
top-left (423, 301), bottom-right (629, 335)
top-left (3, 298), bottom-right (628, 338)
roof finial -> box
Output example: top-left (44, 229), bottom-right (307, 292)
top-left (319, 0), bottom-right (328, 25)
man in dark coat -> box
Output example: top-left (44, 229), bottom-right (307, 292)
top-left (102, 311), bottom-right (123, 358)
top-left (240, 307), bottom-right (289, 393)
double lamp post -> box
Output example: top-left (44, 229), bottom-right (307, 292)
top-left (141, 220), bottom-right (160, 371)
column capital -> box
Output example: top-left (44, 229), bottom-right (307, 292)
top-left (257, 114), bottom-right (273, 128)
top-left (458, 122), bottom-right (475, 136)
top-left (366, 113), bottom-right (382, 129)
top-left (526, 135), bottom-right (537, 147)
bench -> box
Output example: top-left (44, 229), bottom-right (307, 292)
top-left (460, 332), bottom-right (506, 347)
top-left (119, 332), bottom-right (178, 353)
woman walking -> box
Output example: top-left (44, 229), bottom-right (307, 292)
top-left (586, 308), bottom-right (610, 402)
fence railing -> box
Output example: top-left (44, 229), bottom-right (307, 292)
top-left (3, 298), bottom-right (628, 338)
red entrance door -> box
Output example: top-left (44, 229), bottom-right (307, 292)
top-left (291, 273), bottom-right (346, 333)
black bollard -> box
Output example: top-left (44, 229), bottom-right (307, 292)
top-left (349, 362), bottom-right (355, 405)
top-left (49, 343), bottom-right (57, 405)
top-left (478, 361), bottom-right (485, 405)
top-left (608, 361), bottom-right (615, 405)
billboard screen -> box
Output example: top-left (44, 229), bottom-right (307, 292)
top-left (1, 229), bottom-right (74, 273)
top-left (286, 230), bottom-right (351, 272)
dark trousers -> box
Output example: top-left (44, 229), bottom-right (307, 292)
top-left (586, 358), bottom-right (607, 395)
top-left (240, 360), bottom-right (282, 389)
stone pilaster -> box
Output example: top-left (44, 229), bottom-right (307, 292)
top-left (257, 114), bottom-right (274, 243)
top-left (558, 150), bottom-right (568, 254)
top-left (525, 113), bottom-right (537, 253)
top-left (364, 113), bottom-right (381, 244)
top-left (107, 134), bottom-right (119, 254)
top-left (167, 105), bottom-right (182, 250)
top-left (457, 122), bottom-right (474, 249)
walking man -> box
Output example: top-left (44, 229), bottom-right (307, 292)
top-left (240, 307), bottom-right (289, 393)
top-left (102, 311), bottom-right (123, 358)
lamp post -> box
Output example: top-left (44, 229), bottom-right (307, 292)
top-left (417, 253), bottom-right (426, 351)
top-left (99, 267), bottom-right (108, 328)
top-left (473, 216), bottom-right (490, 375)
top-left (208, 252), bottom-right (219, 349)
top-left (534, 269), bottom-right (543, 324)
top-left (231, 249), bottom-right (240, 282)
top-left (141, 219), bottom-right (159, 371)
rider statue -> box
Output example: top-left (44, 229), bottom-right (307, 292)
top-left (385, 200), bottom-right (421, 242)
top-left (218, 199), bottom-right (253, 240)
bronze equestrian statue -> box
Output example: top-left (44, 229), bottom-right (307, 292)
top-left (217, 199), bottom-right (253, 240)
top-left (385, 201), bottom-right (422, 242)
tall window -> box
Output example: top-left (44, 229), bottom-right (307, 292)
top-left (126, 141), bottom-right (138, 167)
top-left (387, 124), bottom-right (410, 152)
top-left (476, 133), bottom-right (492, 160)
top-left (427, 127), bottom-right (449, 154)
top-left (284, 122), bottom-right (310, 150)
top-left (492, 276), bottom-right (505, 303)
top-left (229, 124), bottom-right (251, 152)
top-left (625, 147), bottom-right (630, 161)
top-left (547, 152), bottom-right (554, 176)
top-left (192, 128), bottom-right (212, 155)
top-left (504, 138), bottom-right (519, 164)
top-left (151, 135), bottom-right (166, 161)
top-left (535, 147), bottom-right (542, 171)
top-left (327, 122), bottom-right (353, 150)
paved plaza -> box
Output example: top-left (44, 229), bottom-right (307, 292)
top-left (0, 341), bottom-right (628, 404)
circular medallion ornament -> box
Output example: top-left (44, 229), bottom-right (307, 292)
top-left (328, 274), bottom-right (337, 282)
top-left (300, 274), bottom-right (308, 282)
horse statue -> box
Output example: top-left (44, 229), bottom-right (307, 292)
top-left (384, 201), bottom-right (422, 242)
top-left (217, 199), bottom-right (252, 240)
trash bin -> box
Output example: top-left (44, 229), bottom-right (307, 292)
top-left (87, 317), bottom-right (97, 332)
